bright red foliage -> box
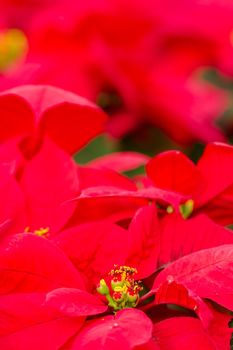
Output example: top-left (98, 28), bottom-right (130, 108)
top-left (146, 142), bottom-right (233, 224)
top-left (0, 86), bottom-right (233, 349)
top-left (0, 84), bottom-right (106, 163)
top-left (1, 0), bottom-right (232, 143)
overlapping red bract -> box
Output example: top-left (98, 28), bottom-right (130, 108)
top-left (0, 84), bottom-right (106, 164)
top-left (1, 0), bottom-right (233, 143)
top-left (147, 142), bottom-right (233, 224)
top-left (0, 86), bottom-right (233, 349)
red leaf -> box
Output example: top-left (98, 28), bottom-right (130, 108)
top-left (2, 85), bottom-right (107, 154)
top-left (146, 150), bottom-right (200, 195)
top-left (195, 143), bottom-right (233, 224)
top-left (126, 205), bottom-right (160, 279)
top-left (152, 303), bottom-right (232, 350)
top-left (0, 165), bottom-right (26, 234)
top-left (153, 317), bottom-right (217, 349)
top-left (154, 244), bottom-right (233, 311)
top-left (196, 143), bottom-right (233, 207)
top-left (20, 138), bottom-right (79, 231)
top-left (155, 280), bottom-right (198, 312)
top-left (87, 152), bottom-right (149, 172)
top-left (71, 184), bottom-right (186, 225)
top-left (149, 279), bottom-right (213, 329)
top-left (0, 93), bottom-right (34, 142)
top-left (78, 185), bottom-right (187, 211)
top-left (77, 166), bottom-right (136, 191)
top-left (156, 213), bottom-right (233, 268)
top-left (0, 233), bottom-right (84, 294)
top-left (41, 102), bottom-right (107, 155)
top-left (70, 194), bottom-right (147, 224)
top-left (0, 292), bottom-right (82, 350)
top-left (53, 222), bottom-right (128, 285)
top-left (69, 309), bottom-right (153, 349)
top-left (45, 288), bottom-right (107, 317)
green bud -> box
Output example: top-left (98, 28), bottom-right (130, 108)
top-left (167, 205), bottom-right (174, 214)
top-left (97, 279), bottom-right (109, 295)
top-left (179, 199), bottom-right (194, 219)
top-left (127, 293), bottom-right (137, 303)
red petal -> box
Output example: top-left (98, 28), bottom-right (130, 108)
top-left (0, 92), bottom-right (34, 142)
top-left (207, 304), bottom-right (232, 349)
top-left (87, 152), bottom-right (149, 172)
top-left (156, 213), bottom-right (233, 268)
top-left (154, 244), bottom-right (233, 311)
top-left (0, 138), bottom-right (25, 171)
top-left (20, 138), bottom-right (79, 231)
top-left (149, 279), bottom-right (213, 328)
top-left (0, 292), bottom-right (82, 350)
top-left (70, 195), bottom-right (147, 224)
top-left (146, 150), bottom-right (200, 196)
top-left (71, 185), bottom-right (186, 225)
top-left (53, 222), bottom-right (128, 285)
top-left (196, 142), bottom-right (233, 207)
top-left (77, 166), bottom-right (136, 191)
top-left (45, 287), bottom-right (107, 316)
top-left (0, 164), bottom-right (26, 235)
top-left (155, 280), bottom-right (198, 312)
top-left (0, 233), bottom-right (84, 294)
top-left (69, 309), bottom-right (153, 349)
top-left (78, 185), bottom-right (187, 211)
top-left (4, 85), bottom-right (107, 154)
top-left (153, 317), bottom-right (216, 349)
top-left (126, 205), bottom-right (160, 279)
top-left (194, 143), bottom-right (233, 224)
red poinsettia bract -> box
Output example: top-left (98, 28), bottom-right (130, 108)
top-left (1, 204), bottom-right (233, 349)
top-left (0, 84), bottom-right (106, 168)
top-left (146, 142), bottom-right (233, 225)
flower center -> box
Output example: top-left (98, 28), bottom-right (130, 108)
top-left (97, 265), bottom-right (143, 311)
top-left (24, 226), bottom-right (50, 237)
top-left (167, 199), bottom-right (194, 219)
top-left (0, 28), bottom-right (28, 73)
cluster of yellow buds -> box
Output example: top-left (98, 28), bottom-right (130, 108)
top-left (0, 29), bottom-right (28, 72)
top-left (24, 226), bottom-right (50, 237)
top-left (97, 265), bottom-right (143, 311)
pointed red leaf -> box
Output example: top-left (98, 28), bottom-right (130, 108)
top-left (2, 85), bottom-right (107, 154)
top-left (154, 244), bottom-right (233, 311)
top-left (69, 309), bottom-right (153, 349)
top-left (70, 194), bottom-right (147, 224)
top-left (194, 143), bottom-right (233, 224)
top-left (155, 280), bottom-right (198, 312)
top-left (0, 292), bottom-right (82, 350)
top-left (146, 150), bottom-right (200, 196)
top-left (87, 152), bottom-right (149, 172)
top-left (149, 278), bottom-right (214, 329)
top-left (78, 185), bottom-right (187, 211)
top-left (53, 222), bottom-right (128, 285)
top-left (126, 205), bottom-right (160, 279)
top-left (77, 166), bottom-right (136, 191)
top-left (0, 165), bottom-right (26, 234)
top-left (0, 138), bottom-right (24, 172)
top-left (207, 304), bottom-right (232, 349)
top-left (0, 93), bottom-right (34, 142)
top-left (153, 317), bottom-right (217, 349)
top-left (20, 138), bottom-right (79, 231)
top-left (45, 288), bottom-right (107, 316)
top-left (156, 213), bottom-right (233, 268)
top-left (197, 143), bottom-right (233, 207)
top-left (0, 233), bottom-right (84, 294)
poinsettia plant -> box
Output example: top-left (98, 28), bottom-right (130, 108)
top-left (1, 0), bottom-right (233, 144)
top-left (1, 205), bottom-right (233, 349)
top-left (0, 83), bottom-right (233, 348)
